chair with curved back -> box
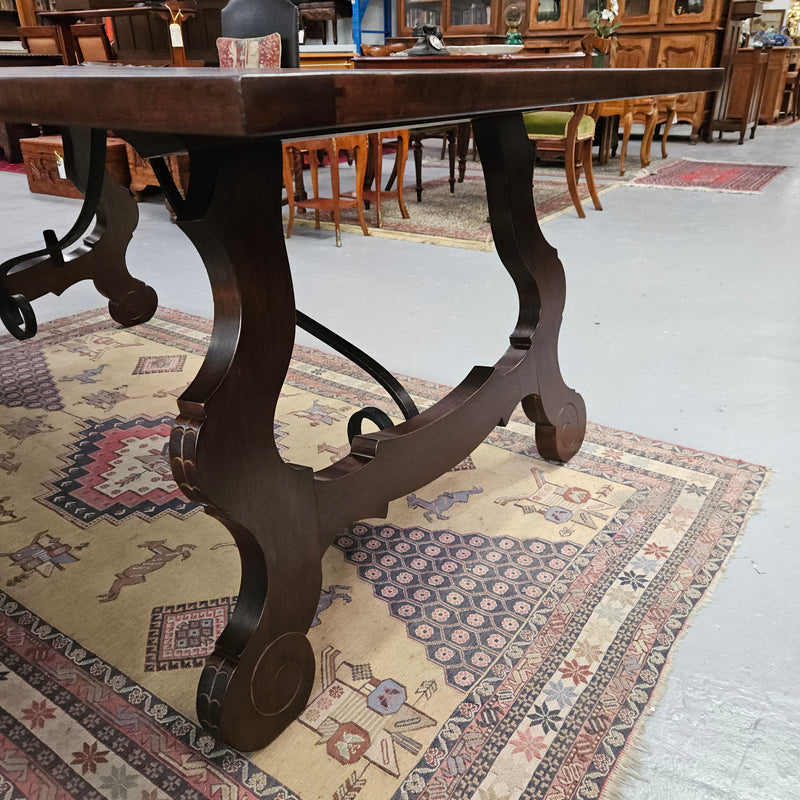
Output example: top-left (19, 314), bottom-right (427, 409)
top-left (221, 0), bottom-right (299, 68)
top-left (591, 37), bottom-right (678, 174)
top-left (221, 0), bottom-right (369, 245)
top-left (521, 37), bottom-right (602, 218)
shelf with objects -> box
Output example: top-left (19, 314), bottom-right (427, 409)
top-left (296, 0), bottom-right (392, 56)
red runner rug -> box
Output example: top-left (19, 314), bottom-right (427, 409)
top-left (632, 158), bottom-right (787, 193)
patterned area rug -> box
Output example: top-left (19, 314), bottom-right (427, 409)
top-left (631, 158), bottom-right (788, 193)
top-left (0, 308), bottom-right (767, 800)
top-left (290, 176), bottom-right (620, 251)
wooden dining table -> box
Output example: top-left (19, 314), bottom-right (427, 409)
top-left (0, 63), bottom-right (722, 751)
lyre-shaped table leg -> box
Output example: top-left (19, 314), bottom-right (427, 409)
top-left (164, 112), bottom-right (586, 751)
top-left (166, 139), bottom-right (323, 751)
top-left (472, 114), bottom-right (587, 462)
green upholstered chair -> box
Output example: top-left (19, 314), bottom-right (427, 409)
top-left (522, 34), bottom-right (603, 219)
top-left (523, 103), bottom-right (602, 219)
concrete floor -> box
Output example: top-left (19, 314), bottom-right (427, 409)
top-left (1, 120), bottom-right (798, 798)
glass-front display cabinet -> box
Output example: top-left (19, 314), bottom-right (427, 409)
top-left (400, 0), bottom-right (495, 35)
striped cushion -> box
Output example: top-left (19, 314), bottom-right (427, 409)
top-left (216, 33), bottom-right (281, 69)
top-left (523, 110), bottom-right (595, 139)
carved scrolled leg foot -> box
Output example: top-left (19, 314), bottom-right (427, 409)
top-left (108, 283), bottom-right (158, 327)
top-left (523, 393), bottom-right (587, 463)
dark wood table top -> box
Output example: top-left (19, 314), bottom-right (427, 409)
top-left (0, 65), bottom-right (722, 139)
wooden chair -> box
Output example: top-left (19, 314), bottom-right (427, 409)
top-left (71, 23), bottom-right (117, 63)
top-left (591, 37), bottom-right (677, 173)
top-left (282, 135), bottom-right (369, 246)
top-left (524, 104), bottom-right (602, 218)
top-left (522, 34), bottom-right (601, 218)
top-left (782, 62), bottom-right (800, 122)
top-left (17, 26), bottom-right (62, 58)
top-left (592, 95), bottom-right (678, 176)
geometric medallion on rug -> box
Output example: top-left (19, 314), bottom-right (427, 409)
top-left (36, 414), bottom-right (200, 527)
top-left (632, 158), bottom-right (787, 193)
top-left (0, 307), bottom-right (768, 800)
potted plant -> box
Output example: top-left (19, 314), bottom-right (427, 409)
top-left (586, 1), bottom-right (620, 65)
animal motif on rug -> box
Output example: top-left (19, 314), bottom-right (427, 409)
top-left (0, 530), bottom-right (88, 585)
top-left (60, 363), bottom-right (109, 384)
top-left (299, 645), bottom-right (436, 783)
top-left (406, 486), bottom-right (483, 522)
top-left (291, 401), bottom-right (349, 427)
top-left (152, 382), bottom-right (190, 399)
top-left (77, 386), bottom-right (142, 411)
top-left (56, 333), bottom-right (142, 362)
top-left (0, 451), bottom-right (20, 475)
top-left (97, 540), bottom-right (195, 602)
top-left (311, 584), bottom-right (352, 627)
top-left (495, 468), bottom-right (615, 535)
top-left (317, 441), bottom-right (350, 463)
top-left (1, 414), bottom-right (58, 443)
top-left (0, 496), bottom-right (23, 527)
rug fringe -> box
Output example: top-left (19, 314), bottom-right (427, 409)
top-left (601, 466), bottom-right (771, 799)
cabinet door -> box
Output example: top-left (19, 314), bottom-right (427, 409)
top-left (572, 0), bottom-right (600, 29)
top-left (613, 35), bottom-right (652, 67)
top-left (620, 0), bottom-right (658, 27)
top-left (662, 0), bottom-right (720, 26)
top-left (448, 0), bottom-right (494, 31)
top-left (529, 0), bottom-right (567, 30)
top-left (401, 0), bottom-right (443, 33)
top-left (655, 32), bottom-right (715, 134)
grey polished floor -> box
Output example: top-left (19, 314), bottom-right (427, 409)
top-left (1, 120), bottom-right (798, 798)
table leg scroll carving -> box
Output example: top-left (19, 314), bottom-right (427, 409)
top-left (472, 114), bottom-right (586, 462)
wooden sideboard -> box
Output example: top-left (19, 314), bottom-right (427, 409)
top-left (754, 46), bottom-right (800, 123)
top-left (392, 0), bottom-right (729, 138)
top-left (718, 46), bottom-right (800, 126)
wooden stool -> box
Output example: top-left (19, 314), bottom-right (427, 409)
top-left (283, 134), bottom-right (369, 246)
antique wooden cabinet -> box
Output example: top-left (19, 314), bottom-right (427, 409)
top-left (754, 46), bottom-right (800, 123)
top-left (393, 0), bottom-right (728, 137)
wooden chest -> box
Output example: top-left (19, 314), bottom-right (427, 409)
top-left (126, 143), bottom-right (190, 199)
top-left (19, 135), bottom-right (131, 199)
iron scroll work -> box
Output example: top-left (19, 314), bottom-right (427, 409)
top-left (0, 129), bottom-right (419, 437)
